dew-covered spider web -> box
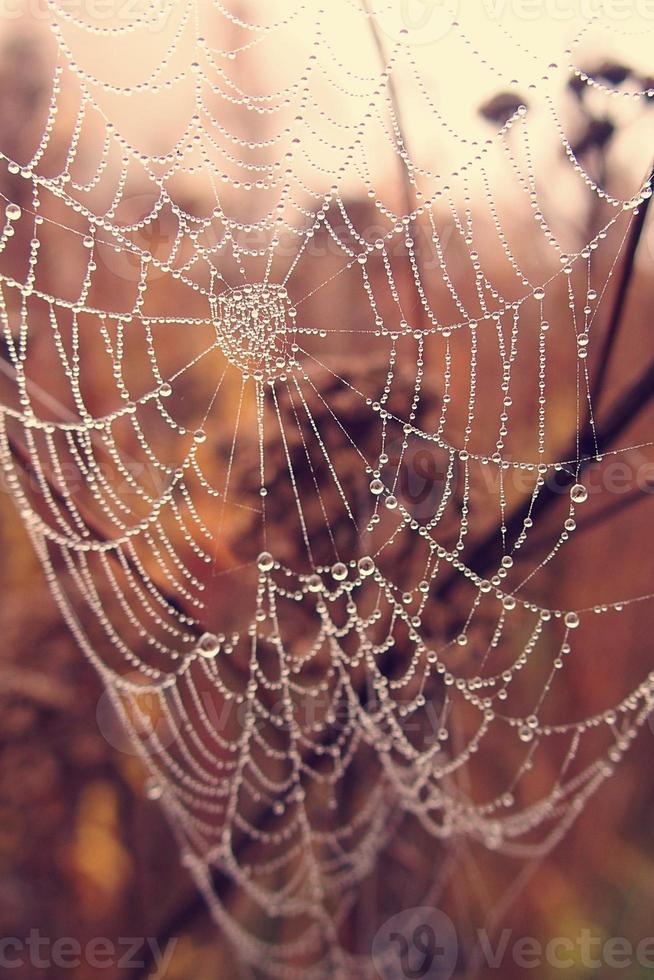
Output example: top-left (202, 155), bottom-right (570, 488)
top-left (1, 1), bottom-right (654, 976)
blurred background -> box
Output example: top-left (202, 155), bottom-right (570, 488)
top-left (1, 2), bottom-right (654, 978)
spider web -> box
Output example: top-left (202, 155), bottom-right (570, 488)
top-left (1, 1), bottom-right (654, 975)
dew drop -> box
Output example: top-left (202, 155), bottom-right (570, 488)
top-left (145, 778), bottom-right (163, 800)
top-left (197, 632), bottom-right (220, 658)
top-left (358, 556), bottom-right (375, 577)
top-left (257, 551), bottom-right (274, 572)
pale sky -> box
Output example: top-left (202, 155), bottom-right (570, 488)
top-left (2, 1), bottom-right (652, 220)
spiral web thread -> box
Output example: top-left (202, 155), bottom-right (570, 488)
top-left (1, 2), bottom-right (654, 975)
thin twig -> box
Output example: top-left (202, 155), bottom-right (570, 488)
top-left (360, 0), bottom-right (431, 331)
top-left (436, 179), bottom-right (654, 597)
top-left (590, 168), bottom-right (653, 408)
top-left (519, 481), bottom-right (653, 555)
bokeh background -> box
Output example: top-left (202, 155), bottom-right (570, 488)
top-left (1, 3), bottom-right (654, 979)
